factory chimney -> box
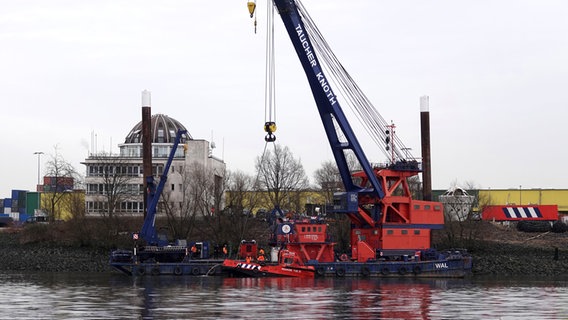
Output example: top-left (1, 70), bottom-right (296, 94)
top-left (420, 96), bottom-right (432, 201)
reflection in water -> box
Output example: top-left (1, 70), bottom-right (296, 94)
top-left (0, 272), bottom-right (567, 319)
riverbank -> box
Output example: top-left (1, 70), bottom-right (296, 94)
top-left (0, 231), bottom-right (112, 273)
top-left (465, 222), bottom-right (568, 276)
top-left (0, 222), bottom-right (566, 276)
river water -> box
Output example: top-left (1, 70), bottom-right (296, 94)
top-left (0, 272), bottom-right (567, 320)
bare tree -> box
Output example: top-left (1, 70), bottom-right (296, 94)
top-left (438, 181), bottom-right (488, 248)
top-left (186, 162), bottom-right (218, 218)
top-left (313, 160), bottom-right (343, 204)
top-left (407, 175), bottom-right (423, 199)
top-left (87, 154), bottom-right (137, 220)
top-left (62, 190), bottom-right (91, 246)
top-left (161, 166), bottom-right (197, 241)
top-left (205, 170), bottom-right (267, 247)
top-left (42, 146), bottom-right (78, 222)
top-left (255, 144), bottom-right (309, 211)
top-left (313, 152), bottom-right (362, 204)
top-left (224, 170), bottom-right (262, 217)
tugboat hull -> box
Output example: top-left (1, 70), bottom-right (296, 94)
top-left (221, 259), bottom-right (316, 278)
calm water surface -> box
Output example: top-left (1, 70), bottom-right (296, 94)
top-left (0, 272), bottom-right (567, 319)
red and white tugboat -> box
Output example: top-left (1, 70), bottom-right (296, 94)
top-left (222, 239), bottom-right (316, 278)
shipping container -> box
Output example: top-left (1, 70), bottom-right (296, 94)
top-left (9, 212), bottom-right (18, 221)
top-left (482, 205), bottom-right (558, 221)
top-left (26, 192), bottom-right (40, 215)
top-left (11, 189), bottom-right (26, 200)
top-left (19, 213), bottom-right (29, 223)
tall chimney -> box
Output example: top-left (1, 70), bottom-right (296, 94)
top-left (142, 90), bottom-right (152, 217)
top-left (420, 96), bottom-right (432, 201)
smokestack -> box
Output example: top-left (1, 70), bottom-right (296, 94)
top-left (420, 96), bottom-right (432, 201)
top-left (142, 90), bottom-right (152, 217)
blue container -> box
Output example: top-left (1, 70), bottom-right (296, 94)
top-left (19, 213), bottom-right (29, 223)
top-left (3, 199), bottom-right (12, 208)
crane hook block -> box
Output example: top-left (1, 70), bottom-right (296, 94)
top-left (247, 1), bottom-right (256, 18)
top-left (264, 121), bottom-right (277, 134)
top-left (264, 121), bottom-right (276, 142)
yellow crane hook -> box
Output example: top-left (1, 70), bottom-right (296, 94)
top-left (247, 1), bottom-right (256, 18)
top-left (247, 1), bottom-right (257, 33)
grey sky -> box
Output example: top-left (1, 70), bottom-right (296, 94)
top-left (1, 0), bottom-right (567, 198)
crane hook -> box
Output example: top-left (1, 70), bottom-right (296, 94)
top-left (247, 1), bottom-right (257, 33)
top-left (247, 1), bottom-right (256, 18)
top-left (264, 121), bottom-right (276, 142)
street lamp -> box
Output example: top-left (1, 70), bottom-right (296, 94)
top-left (33, 151), bottom-right (44, 190)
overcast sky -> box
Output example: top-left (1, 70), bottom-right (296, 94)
top-left (1, 0), bottom-right (567, 198)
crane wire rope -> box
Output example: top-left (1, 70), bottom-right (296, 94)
top-left (263, 0), bottom-right (277, 142)
top-left (240, 1), bottom-right (279, 241)
top-left (296, 0), bottom-right (411, 164)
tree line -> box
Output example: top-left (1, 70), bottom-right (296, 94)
top-left (32, 144), bottom-right (484, 250)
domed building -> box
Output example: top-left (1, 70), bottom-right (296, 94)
top-left (83, 114), bottom-right (225, 217)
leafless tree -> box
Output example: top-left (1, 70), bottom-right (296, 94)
top-left (224, 170), bottom-right (262, 217)
top-left (438, 180), bottom-right (489, 248)
top-left (62, 190), bottom-right (91, 246)
top-left (313, 160), bottom-right (343, 204)
top-left (161, 168), bottom-right (197, 241)
top-left (407, 175), bottom-right (423, 199)
top-left (42, 146), bottom-right (79, 222)
top-left (255, 144), bottom-right (309, 211)
top-left (208, 170), bottom-right (267, 247)
top-left (88, 153), bottom-right (137, 220)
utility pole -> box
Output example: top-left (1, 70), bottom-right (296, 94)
top-left (33, 151), bottom-right (44, 190)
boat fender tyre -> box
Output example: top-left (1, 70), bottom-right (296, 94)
top-left (174, 266), bottom-right (183, 276)
top-left (151, 267), bottom-right (160, 276)
top-left (336, 268), bottom-right (346, 277)
top-left (398, 267), bottom-right (407, 275)
top-left (191, 267), bottom-right (200, 276)
top-left (381, 267), bottom-right (390, 276)
top-left (339, 254), bottom-right (349, 262)
top-left (413, 265), bottom-right (422, 275)
top-left (361, 266), bottom-right (371, 277)
top-left (316, 267), bottom-right (326, 277)
top-left (253, 268), bottom-right (259, 274)
top-left (137, 268), bottom-right (146, 276)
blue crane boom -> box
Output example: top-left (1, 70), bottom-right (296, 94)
top-left (272, 0), bottom-right (385, 200)
top-left (140, 129), bottom-right (187, 246)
